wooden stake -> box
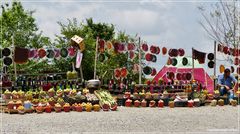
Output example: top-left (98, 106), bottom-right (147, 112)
top-left (138, 37), bottom-right (142, 84)
top-left (94, 37), bottom-right (99, 79)
top-left (192, 48), bottom-right (194, 80)
top-left (213, 41), bottom-right (217, 90)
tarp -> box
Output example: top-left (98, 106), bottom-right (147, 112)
top-left (153, 56), bottom-right (214, 93)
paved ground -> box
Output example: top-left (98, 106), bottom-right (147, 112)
top-left (1, 106), bottom-right (240, 134)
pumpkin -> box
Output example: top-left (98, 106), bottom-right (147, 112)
top-left (162, 47), bottom-right (167, 55)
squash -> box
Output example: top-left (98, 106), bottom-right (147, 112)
top-left (141, 99), bottom-right (147, 107)
top-left (158, 100), bottom-right (164, 108)
top-left (134, 100), bottom-right (140, 107)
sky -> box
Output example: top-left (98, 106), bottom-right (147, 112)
top-left (3, 0), bottom-right (235, 76)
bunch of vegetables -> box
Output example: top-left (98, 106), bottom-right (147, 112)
top-left (95, 89), bottom-right (117, 111)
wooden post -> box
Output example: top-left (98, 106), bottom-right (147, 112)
top-left (138, 37), bottom-right (142, 84)
top-left (94, 37), bottom-right (99, 79)
top-left (213, 41), bottom-right (217, 90)
top-left (80, 65), bottom-right (84, 82)
top-left (192, 48), bottom-right (194, 80)
top-left (12, 35), bottom-right (17, 81)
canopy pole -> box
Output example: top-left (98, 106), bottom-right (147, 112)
top-left (213, 41), bottom-right (217, 90)
top-left (94, 37), bottom-right (99, 79)
top-left (138, 37), bottom-right (142, 84)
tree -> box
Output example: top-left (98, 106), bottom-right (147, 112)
top-left (0, 1), bottom-right (52, 76)
top-left (198, 0), bottom-right (239, 49)
top-left (56, 18), bottom-right (145, 81)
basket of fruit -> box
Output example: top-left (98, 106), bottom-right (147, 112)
top-left (54, 103), bottom-right (62, 112)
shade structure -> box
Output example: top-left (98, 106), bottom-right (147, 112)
top-left (153, 56), bottom-right (214, 93)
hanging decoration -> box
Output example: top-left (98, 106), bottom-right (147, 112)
top-left (142, 43), bottom-right (148, 52)
top-left (143, 66), bottom-right (152, 75)
top-left (162, 47), bottom-right (167, 55)
top-left (219, 65), bottom-right (225, 73)
top-left (14, 47), bottom-right (29, 64)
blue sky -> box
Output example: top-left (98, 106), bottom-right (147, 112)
top-left (4, 0), bottom-right (233, 76)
